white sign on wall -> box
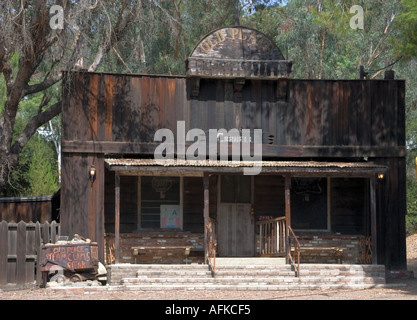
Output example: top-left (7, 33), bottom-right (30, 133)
top-left (160, 205), bottom-right (180, 229)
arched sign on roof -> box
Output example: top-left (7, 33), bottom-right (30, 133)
top-left (186, 26), bottom-right (292, 80)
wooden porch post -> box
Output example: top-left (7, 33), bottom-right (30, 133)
top-left (203, 173), bottom-right (210, 264)
top-left (370, 176), bottom-right (378, 265)
top-left (284, 175), bottom-right (291, 264)
top-left (115, 173), bottom-right (120, 264)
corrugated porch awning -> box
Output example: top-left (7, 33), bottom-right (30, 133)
top-left (104, 158), bottom-right (387, 177)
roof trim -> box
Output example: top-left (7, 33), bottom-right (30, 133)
top-left (104, 159), bottom-right (387, 177)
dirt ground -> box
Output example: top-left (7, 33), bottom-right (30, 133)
top-left (2, 234), bottom-right (417, 301)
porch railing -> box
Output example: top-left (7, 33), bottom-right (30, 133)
top-left (207, 218), bottom-right (217, 276)
top-left (288, 226), bottom-right (301, 277)
top-left (257, 217), bottom-right (286, 256)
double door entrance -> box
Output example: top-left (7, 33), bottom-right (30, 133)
top-left (217, 175), bottom-right (255, 257)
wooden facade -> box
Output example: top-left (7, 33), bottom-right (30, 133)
top-left (60, 27), bottom-right (406, 271)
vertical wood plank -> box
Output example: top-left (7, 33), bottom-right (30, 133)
top-left (115, 173), bottom-right (120, 264)
top-left (370, 176), bottom-right (378, 264)
top-left (16, 221), bottom-right (26, 286)
top-left (25, 222), bottom-right (36, 284)
top-left (50, 221), bottom-right (57, 244)
top-left (126, 76), bottom-right (140, 142)
top-left (43, 221), bottom-right (50, 244)
top-left (139, 76), bottom-right (151, 141)
top-left (159, 78), bottom-right (167, 129)
top-left (7, 222), bottom-right (17, 284)
top-left (342, 81), bottom-right (350, 145)
top-left (292, 81), bottom-right (304, 145)
top-left (216, 80), bottom-right (225, 129)
top-left (112, 76), bottom-right (123, 142)
top-left (152, 77), bottom-right (160, 132)
top-left (35, 222), bottom-right (42, 286)
top-left (224, 81), bottom-right (234, 130)
top-left (96, 154), bottom-right (105, 263)
top-left (285, 175), bottom-right (291, 263)
top-left (104, 75), bottom-right (113, 141)
top-left (331, 81), bottom-right (340, 145)
top-left (203, 174), bottom-right (210, 264)
top-left (0, 221), bottom-right (7, 285)
top-left (397, 81), bottom-right (406, 146)
top-left (176, 77), bottom-right (185, 126)
top-left (167, 78), bottom-right (176, 134)
top-left (319, 81), bottom-right (329, 146)
top-left (88, 73), bottom-right (98, 140)
top-left (362, 81), bottom-right (371, 146)
top-left (96, 74), bottom-right (105, 141)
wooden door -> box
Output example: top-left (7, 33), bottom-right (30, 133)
top-left (217, 176), bottom-right (254, 257)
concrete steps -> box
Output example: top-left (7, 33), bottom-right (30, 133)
top-left (107, 261), bottom-right (386, 291)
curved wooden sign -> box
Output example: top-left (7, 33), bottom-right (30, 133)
top-left (190, 26), bottom-right (285, 61)
top-left (187, 26), bottom-right (292, 80)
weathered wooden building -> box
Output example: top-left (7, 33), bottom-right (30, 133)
top-left (60, 26), bottom-right (407, 273)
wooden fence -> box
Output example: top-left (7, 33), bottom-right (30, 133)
top-left (0, 220), bottom-right (60, 288)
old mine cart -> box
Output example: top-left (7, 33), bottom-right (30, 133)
top-left (39, 236), bottom-right (99, 287)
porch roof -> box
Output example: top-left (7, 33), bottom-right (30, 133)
top-left (104, 158), bottom-right (387, 177)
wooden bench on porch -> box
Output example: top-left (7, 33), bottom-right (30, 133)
top-left (292, 246), bottom-right (347, 263)
top-left (131, 246), bottom-right (194, 263)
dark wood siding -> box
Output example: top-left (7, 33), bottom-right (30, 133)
top-left (60, 153), bottom-right (105, 262)
top-left (0, 198), bottom-right (52, 223)
top-left (62, 73), bottom-right (405, 158)
top-left (183, 177), bottom-right (204, 233)
top-left (331, 178), bottom-right (367, 235)
top-left (253, 175), bottom-right (285, 219)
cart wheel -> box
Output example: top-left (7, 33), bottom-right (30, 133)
top-left (50, 273), bottom-right (67, 283)
top-left (70, 273), bottom-right (83, 282)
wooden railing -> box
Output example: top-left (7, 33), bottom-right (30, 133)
top-left (257, 217), bottom-right (286, 256)
top-left (206, 218), bottom-right (217, 276)
top-left (288, 226), bottom-right (301, 277)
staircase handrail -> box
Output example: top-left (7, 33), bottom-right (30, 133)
top-left (288, 226), bottom-right (301, 277)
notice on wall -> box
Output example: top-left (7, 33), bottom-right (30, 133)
top-left (160, 205), bottom-right (180, 229)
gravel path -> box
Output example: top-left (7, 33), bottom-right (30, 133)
top-left (2, 234), bottom-right (417, 301)
top-left (1, 279), bottom-right (417, 300)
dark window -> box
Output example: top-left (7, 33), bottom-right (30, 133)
top-left (291, 178), bottom-right (328, 230)
top-left (141, 176), bottom-right (180, 228)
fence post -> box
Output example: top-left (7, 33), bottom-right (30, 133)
top-left (43, 221), bottom-right (50, 244)
top-left (16, 221), bottom-right (27, 286)
top-left (35, 222), bottom-right (42, 287)
top-left (26, 222), bottom-right (36, 284)
top-left (0, 221), bottom-right (7, 285)
top-left (51, 221), bottom-right (57, 244)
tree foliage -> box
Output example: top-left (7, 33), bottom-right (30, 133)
top-left (393, 0), bottom-right (417, 61)
top-left (0, 0), bottom-right (144, 194)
